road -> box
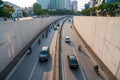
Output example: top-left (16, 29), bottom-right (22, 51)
top-left (60, 19), bottom-right (86, 80)
top-left (5, 19), bottom-right (62, 80)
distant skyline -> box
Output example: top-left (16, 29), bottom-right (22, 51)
top-left (3, 0), bottom-right (90, 11)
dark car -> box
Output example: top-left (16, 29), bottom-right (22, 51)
top-left (57, 23), bottom-right (60, 26)
top-left (67, 55), bottom-right (78, 69)
top-left (39, 46), bottom-right (50, 62)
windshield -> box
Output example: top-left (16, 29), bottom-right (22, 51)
top-left (70, 58), bottom-right (78, 64)
top-left (40, 51), bottom-right (48, 55)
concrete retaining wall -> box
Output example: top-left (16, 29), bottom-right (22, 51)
top-left (74, 16), bottom-right (120, 79)
top-left (0, 16), bottom-right (59, 72)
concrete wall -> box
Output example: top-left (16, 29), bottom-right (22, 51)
top-left (74, 16), bottom-right (120, 79)
top-left (0, 16), bottom-right (59, 72)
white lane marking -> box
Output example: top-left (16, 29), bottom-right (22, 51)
top-left (5, 51), bottom-right (28, 80)
top-left (28, 59), bottom-right (38, 80)
top-left (61, 52), bottom-right (65, 80)
top-left (80, 68), bottom-right (87, 80)
top-left (72, 46), bottom-right (87, 80)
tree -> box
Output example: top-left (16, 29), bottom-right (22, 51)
top-left (0, 3), bottom-right (14, 18)
top-left (22, 10), bottom-right (27, 17)
top-left (2, 4), bottom-right (14, 17)
top-left (0, 0), bottom-right (3, 5)
top-left (33, 3), bottom-right (41, 16)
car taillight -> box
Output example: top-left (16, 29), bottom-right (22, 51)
top-left (69, 64), bottom-right (72, 68)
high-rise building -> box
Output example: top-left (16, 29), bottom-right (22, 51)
top-left (85, 3), bottom-right (90, 9)
top-left (37, 0), bottom-right (50, 9)
top-left (49, 0), bottom-right (65, 10)
top-left (50, 0), bottom-right (57, 9)
top-left (89, 0), bottom-right (96, 8)
top-left (72, 0), bottom-right (78, 12)
top-left (59, 0), bottom-right (65, 10)
top-left (96, 0), bottom-right (104, 5)
top-left (104, 0), bottom-right (116, 3)
top-left (65, 0), bottom-right (71, 10)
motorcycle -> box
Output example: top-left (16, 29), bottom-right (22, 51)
top-left (27, 48), bottom-right (32, 55)
top-left (94, 65), bottom-right (99, 73)
top-left (78, 45), bottom-right (81, 51)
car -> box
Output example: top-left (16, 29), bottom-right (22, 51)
top-left (54, 27), bottom-right (57, 30)
top-left (39, 46), bottom-right (50, 62)
top-left (57, 23), bottom-right (60, 26)
top-left (65, 36), bottom-right (70, 43)
top-left (67, 55), bottom-right (78, 69)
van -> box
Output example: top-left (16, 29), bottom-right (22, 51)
top-left (39, 46), bottom-right (50, 62)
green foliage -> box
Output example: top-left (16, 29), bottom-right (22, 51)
top-left (81, 3), bottom-right (118, 16)
top-left (33, 3), bottom-right (42, 15)
top-left (43, 9), bottom-right (75, 16)
top-left (42, 9), bottom-right (48, 15)
top-left (22, 10), bottom-right (27, 17)
top-left (0, 4), bottom-right (14, 17)
top-left (116, 0), bottom-right (120, 3)
top-left (0, 0), bottom-right (3, 5)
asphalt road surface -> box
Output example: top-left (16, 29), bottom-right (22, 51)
top-left (5, 23), bottom-right (58, 80)
top-left (60, 19), bottom-right (86, 80)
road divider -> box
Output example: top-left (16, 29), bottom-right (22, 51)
top-left (52, 17), bottom-right (70, 80)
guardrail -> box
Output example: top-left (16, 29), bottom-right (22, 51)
top-left (0, 16), bottom-right (66, 80)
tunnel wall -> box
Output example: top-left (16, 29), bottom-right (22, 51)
top-left (74, 16), bottom-right (120, 79)
top-left (0, 16), bottom-right (59, 72)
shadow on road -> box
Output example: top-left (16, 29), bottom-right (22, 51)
top-left (71, 67), bottom-right (85, 80)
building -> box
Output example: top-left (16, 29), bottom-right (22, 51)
top-left (4, 1), bottom-right (23, 18)
top-left (85, 3), bottom-right (90, 9)
top-left (49, 0), bottom-right (58, 10)
top-left (37, 0), bottom-right (50, 9)
top-left (89, 0), bottom-right (97, 8)
top-left (72, 0), bottom-right (77, 12)
top-left (72, 0), bottom-right (78, 12)
top-left (22, 7), bottom-right (33, 16)
top-left (59, 0), bottom-right (65, 10)
top-left (49, 0), bottom-right (66, 10)
top-left (96, 0), bottom-right (116, 6)
top-left (65, 0), bottom-right (71, 10)
top-left (96, 0), bottom-right (104, 6)
top-left (104, 0), bottom-right (116, 3)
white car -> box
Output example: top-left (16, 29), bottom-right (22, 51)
top-left (65, 36), bottom-right (70, 43)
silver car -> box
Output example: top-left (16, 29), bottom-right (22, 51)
top-left (65, 36), bottom-right (70, 43)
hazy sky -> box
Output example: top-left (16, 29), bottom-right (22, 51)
top-left (3, 0), bottom-right (90, 11)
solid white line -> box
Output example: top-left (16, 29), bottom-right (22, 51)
top-left (72, 46), bottom-right (87, 80)
top-left (28, 59), bottom-right (38, 80)
top-left (80, 68), bottom-right (87, 80)
top-left (61, 52), bottom-right (65, 80)
top-left (5, 51), bottom-right (28, 80)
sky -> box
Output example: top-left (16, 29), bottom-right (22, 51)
top-left (3, 0), bottom-right (90, 11)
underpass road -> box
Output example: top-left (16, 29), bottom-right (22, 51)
top-left (60, 19), bottom-right (107, 80)
top-left (5, 22), bottom-right (59, 80)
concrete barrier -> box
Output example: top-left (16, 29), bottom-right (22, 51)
top-left (0, 16), bottom-right (59, 73)
top-left (73, 16), bottom-right (120, 80)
